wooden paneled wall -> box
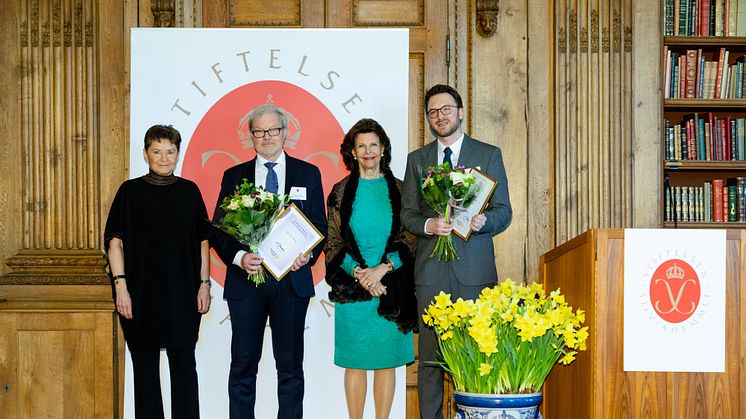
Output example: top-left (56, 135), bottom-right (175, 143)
top-left (554, 0), bottom-right (634, 244)
top-left (0, 0), bottom-right (127, 285)
top-left (528, 0), bottom-right (661, 283)
top-left (471, 0), bottom-right (528, 283)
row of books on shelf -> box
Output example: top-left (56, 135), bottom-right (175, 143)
top-left (665, 178), bottom-right (746, 222)
top-left (664, 114), bottom-right (746, 160)
top-left (664, 47), bottom-right (746, 99)
top-left (664, 0), bottom-right (746, 36)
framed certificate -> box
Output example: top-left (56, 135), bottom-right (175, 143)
top-left (258, 203), bottom-right (325, 280)
top-left (451, 168), bottom-right (497, 240)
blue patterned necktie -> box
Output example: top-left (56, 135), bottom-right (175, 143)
top-left (443, 147), bottom-right (453, 168)
top-left (264, 162), bottom-right (279, 194)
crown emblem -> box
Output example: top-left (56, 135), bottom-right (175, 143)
top-left (665, 263), bottom-right (685, 280)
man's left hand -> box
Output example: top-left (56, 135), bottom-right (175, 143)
top-left (291, 253), bottom-right (311, 271)
top-left (471, 213), bottom-right (487, 232)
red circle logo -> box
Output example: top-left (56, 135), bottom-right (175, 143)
top-left (182, 80), bottom-right (347, 287)
top-left (648, 258), bottom-right (701, 323)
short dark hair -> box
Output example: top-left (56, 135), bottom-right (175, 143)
top-left (249, 104), bottom-right (288, 130)
top-left (340, 118), bottom-right (392, 173)
top-left (424, 84), bottom-right (464, 111)
top-left (144, 124), bottom-right (182, 150)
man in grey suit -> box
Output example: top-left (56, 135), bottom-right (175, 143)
top-left (401, 84), bottom-right (512, 419)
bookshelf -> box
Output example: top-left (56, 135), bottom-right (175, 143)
top-left (662, 1), bottom-right (746, 227)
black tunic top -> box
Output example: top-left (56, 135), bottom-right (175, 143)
top-left (104, 174), bottom-right (209, 349)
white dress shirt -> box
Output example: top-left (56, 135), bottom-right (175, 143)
top-left (437, 133), bottom-right (465, 168)
top-left (255, 152), bottom-right (287, 194)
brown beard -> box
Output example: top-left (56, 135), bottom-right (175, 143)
top-left (428, 117), bottom-right (462, 139)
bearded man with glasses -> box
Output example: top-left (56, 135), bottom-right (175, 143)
top-left (401, 84), bottom-right (513, 419)
top-left (209, 104), bottom-right (327, 419)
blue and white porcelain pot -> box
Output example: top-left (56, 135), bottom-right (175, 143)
top-left (454, 391), bottom-right (542, 419)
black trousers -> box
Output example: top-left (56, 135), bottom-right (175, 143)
top-left (226, 275), bottom-right (310, 419)
top-left (129, 347), bottom-right (200, 419)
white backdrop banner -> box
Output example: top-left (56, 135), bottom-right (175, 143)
top-left (623, 229), bottom-right (726, 372)
top-left (129, 28), bottom-right (409, 418)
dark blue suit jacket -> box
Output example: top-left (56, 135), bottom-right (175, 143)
top-left (210, 153), bottom-right (327, 298)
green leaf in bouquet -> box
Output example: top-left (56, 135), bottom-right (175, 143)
top-left (223, 225), bottom-right (240, 237)
top-left (430, 186), bottom-right (449, 204)
top-left (422, 188), bottom-right (437, 203)
top-left (222, 212), bottom-right (240, 226)
top-left (253, 226), bottom-right (269, 240)
top-left (239, 223), bottom-right (253, 236)
top-left (253, 211), bottom-right (267, 227)
top-left (240, 210), bottom-right (253, 225)
top-left (238, 179), bottom-right (254, 195)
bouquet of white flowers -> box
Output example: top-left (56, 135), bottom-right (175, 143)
top-left (421, 162), bottom-right (479, 261)
top-left (218, 179), bottom-right (289, 285)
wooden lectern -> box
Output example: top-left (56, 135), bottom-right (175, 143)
top-left (539, 229), bottom-right (745, 418)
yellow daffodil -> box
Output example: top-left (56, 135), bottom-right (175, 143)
top-left (423, 279), bottom-right (587, 394)
top-left (479, 363), bottom-right (493, 376)
top-left (559, 351), bottom-right (577, 365)
top-left (434, 291), bottom-right (453, 308)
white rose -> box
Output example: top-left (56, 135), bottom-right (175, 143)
top-left (449, 172), bottom-right (468, 185)
top-left (257, 190), bottom-right (272, 202)
top-left (227, 199), bottom-right (240, 211)
top-left (241, 195), bottom-right (255, 208)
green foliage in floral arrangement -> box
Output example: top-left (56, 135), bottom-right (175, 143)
top-left (422, 279), bottom-right (589, 394)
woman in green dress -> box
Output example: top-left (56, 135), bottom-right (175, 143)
top-left (325, 118), bottom-right (417, 419)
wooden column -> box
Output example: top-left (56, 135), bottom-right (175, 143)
top-left (551, 0), bottom-right (652, 246)
top-left (1, 0), bottom-right (127, 285)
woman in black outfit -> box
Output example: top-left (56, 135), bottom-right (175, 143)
top-left (104, 124), bottom-right (211, 418)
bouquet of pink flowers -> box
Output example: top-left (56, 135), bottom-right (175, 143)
top-left (421, 162), bottom-right (479, 261)
top-left (218, 178), bottom-right (289, 285)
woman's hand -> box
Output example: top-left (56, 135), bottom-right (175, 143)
top-left (115, 282), bottom-right (133, 319)
top-left (356, 264), bottom-right (388, 294)
top-left (197, 283), bottom-right (211, 314)
top-left (367, 282), bottom-right (387, 297)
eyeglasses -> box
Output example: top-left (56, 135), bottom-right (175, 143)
top-left (251, 127), bottom-right (283, 138)
top-left (426, 105), bottom-right (458, 119)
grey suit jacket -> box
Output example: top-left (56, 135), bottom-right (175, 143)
top-left (400, 135), bottom-right (512, 286)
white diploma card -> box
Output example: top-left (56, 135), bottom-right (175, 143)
top-left (258, 203), bottom-right (324, 280)
top-left (451, 168), bottom-right (497, 240)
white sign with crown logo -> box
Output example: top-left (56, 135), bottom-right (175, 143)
top-left (623, 229), bottom-right (726, 372)
top-left (129, 28), bottom-right (409, 419)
